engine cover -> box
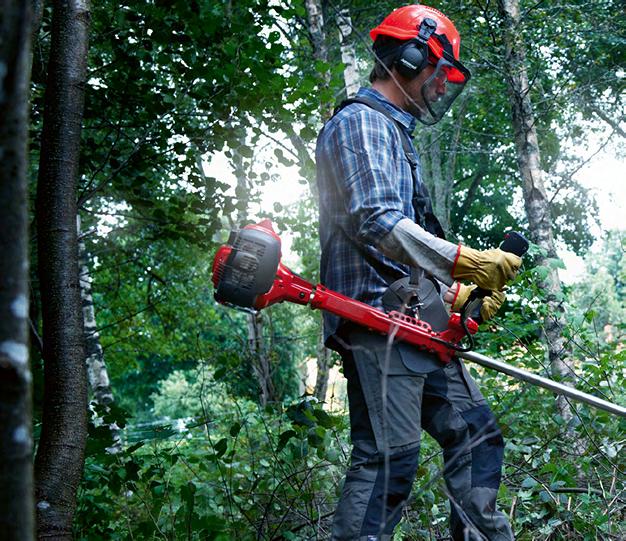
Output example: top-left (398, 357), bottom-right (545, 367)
top-left (213, 221), bottom-right (281, 308)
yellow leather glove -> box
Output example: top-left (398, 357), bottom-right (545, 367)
top-left (480, 290), bottom-right (506, 321)
top-left (451, 283), bottom-right (474, 312)
top-left (451, 284), bottom-right (506, 321)
top-left (452, 245), bottom-right (521, 291)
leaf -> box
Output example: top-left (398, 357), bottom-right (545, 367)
top-left (539, 490), bottom-right (553, 503)
top-left (214, 437), bottom-right (228, 458)
top-left (277, 429), bottom-right (297, 452)
top-left (307, 431), bottom-right (323, 448)
top-left (534, 266), bottom-right (549, 280)
top-left (180, 481), bottom-right (196, 507)
top-left (274, 148), bottom-right (294, 167)
top-left (546, 257), bottom-right (565, 270)
top-left (126, 441), bottom-right (145, 454)
top-left (299, 125), bottom-right (316, 140)
top-left (214, 366), bottom-right (227, 380)
top-left (124, 460), bottom-right (140, 482)
top-left (313, 408), bottom-right (335, 429)
top-left (584, 309), bottom-right (597, 322)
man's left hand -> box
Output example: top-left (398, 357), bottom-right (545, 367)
top-left (451, 284), bottom-right (505, 321)
top-left (479, 289), bottom-right (505, 321)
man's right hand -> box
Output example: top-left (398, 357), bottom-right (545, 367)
top-left (452, 245), bottom-right (521, 291)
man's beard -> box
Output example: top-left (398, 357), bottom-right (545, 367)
top-left (406, 96), bottom-right (431, 123)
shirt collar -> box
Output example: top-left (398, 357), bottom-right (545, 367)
top-left (357, 87), bottom-right (417, 135)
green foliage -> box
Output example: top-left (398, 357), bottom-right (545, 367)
top-left (75, 389), bottom-right (349, 540)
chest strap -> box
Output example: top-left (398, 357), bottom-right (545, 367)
top-left (333, 96), bottom-right (446, 240)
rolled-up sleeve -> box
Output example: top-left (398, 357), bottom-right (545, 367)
top-left (329, 110), bottom-right (407, 246)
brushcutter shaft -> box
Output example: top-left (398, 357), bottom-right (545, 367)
top-left (458, 350), bottom-right (626, 418)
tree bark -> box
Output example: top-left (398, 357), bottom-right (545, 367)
top-left (34, 1), bottom-right (92, 538)
top-left (32, 0), bottom-right (45, 35)
top-left (246, 311), bottom-right (275, 406)
top-left (337, 8), bottom-right (359, 98)
top-left (429, 126), bottom-right (449, 232)
top-left (77, 217), bottom-right (114, 408)
top-left (309, 7), bottom-right (360, 403)
top-left (77, 216), bottom-right (120, 452)
top-left (232, 147), bottom-right (276, 406)
top-left (418, 93), bottom-right (469, 235)
top-left (0, 1), bottom-right (35, 539)
top-left (498, 0), bottom-right (576, 426)
top-left (304, 0), bottom-right (332, 118)
top-left (313, 326), bottom-right (332, 402)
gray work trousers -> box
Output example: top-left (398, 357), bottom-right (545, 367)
top-left (330, 328), bottom-right (514, 541)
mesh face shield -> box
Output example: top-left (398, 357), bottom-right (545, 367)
top-left (418, 57), bottom-right (471, 125)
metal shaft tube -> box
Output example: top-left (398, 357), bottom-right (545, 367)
top-left (458, 350), bottom-right (626, 418)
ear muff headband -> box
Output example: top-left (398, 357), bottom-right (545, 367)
top-left (395, 17), bottom-right (438, 79)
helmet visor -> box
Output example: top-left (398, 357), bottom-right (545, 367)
top-left (419, 57), bottom-right (471, 125)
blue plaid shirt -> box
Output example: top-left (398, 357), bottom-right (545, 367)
top-left (316, 87), bottom-right (423, 342)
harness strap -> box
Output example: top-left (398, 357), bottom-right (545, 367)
top-left (333, 96), bottom-right (446, 242)
top-left (321, 95), bottom-right (447, 296)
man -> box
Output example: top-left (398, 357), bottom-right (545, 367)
top-left (315, 5), bottom-right (519, 540)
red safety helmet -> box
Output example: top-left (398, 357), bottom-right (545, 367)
top-left (370, 5), bottom-right (471, 124)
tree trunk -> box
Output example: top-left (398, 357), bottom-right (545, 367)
top-left (304, 0), bottom-right (332, 118)
top-left (443, 94), bottom-right (469, 232)
top-left (0, 1), bottom-right (35, 539)
top-left (77, 217), bottom-right (114, 408)
top-left (429, 126), bottom-right (449, 232)
top-left (337, 8), bottom-right (359, 98)
top-left (310, 7), bottom-right (360, 403)
top-left (34, 0), bottom-right (91, 538)
top-left (417, 93), bottom-right (469, 235)
top-left (313, 327), bottom-right (332, 402)
top-left (77, 216), bottom-right (120, 453)
top-left (498, 0), bottom-right (576, 426)
top-left (246, 311), bottom-right (275, 406)
top-left (232, 147), bottom-right (276, 406)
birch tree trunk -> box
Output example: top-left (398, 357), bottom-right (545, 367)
top-left (77, 216), bottom-right (120, 452)
top-left (304, 0), bottom-right (332, 118)
top-left (77, 216), bottom-right (114, 408)
top-left (307, 6), bottom-right (361, 403)
top-left (233, 148), bottom-right (276, 406)
top-left (0, 1), bottom-right (35, 538)
top-left (498, 0), bottom-right (576, 426)
top-left (337, 8), bottom-right (359, 98)
top-left (428, 126), bottom-right (448, 232)
top-left (417, 94), bottom-right (469, 235)
top-left (34, 0), bottom-right (92, 537)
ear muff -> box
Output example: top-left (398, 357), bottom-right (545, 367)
top-left (394, 17), bottom-right (438, 79)
top-left (395, 39), bottom-right (428, 79)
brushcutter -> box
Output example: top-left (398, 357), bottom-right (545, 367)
top-left (212, 219), bottom-right (626, 418)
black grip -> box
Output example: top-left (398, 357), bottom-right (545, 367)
top-left (500, 231), bottom-right (529, 257)
top-left (466, 231), bottom-right (529, 323)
